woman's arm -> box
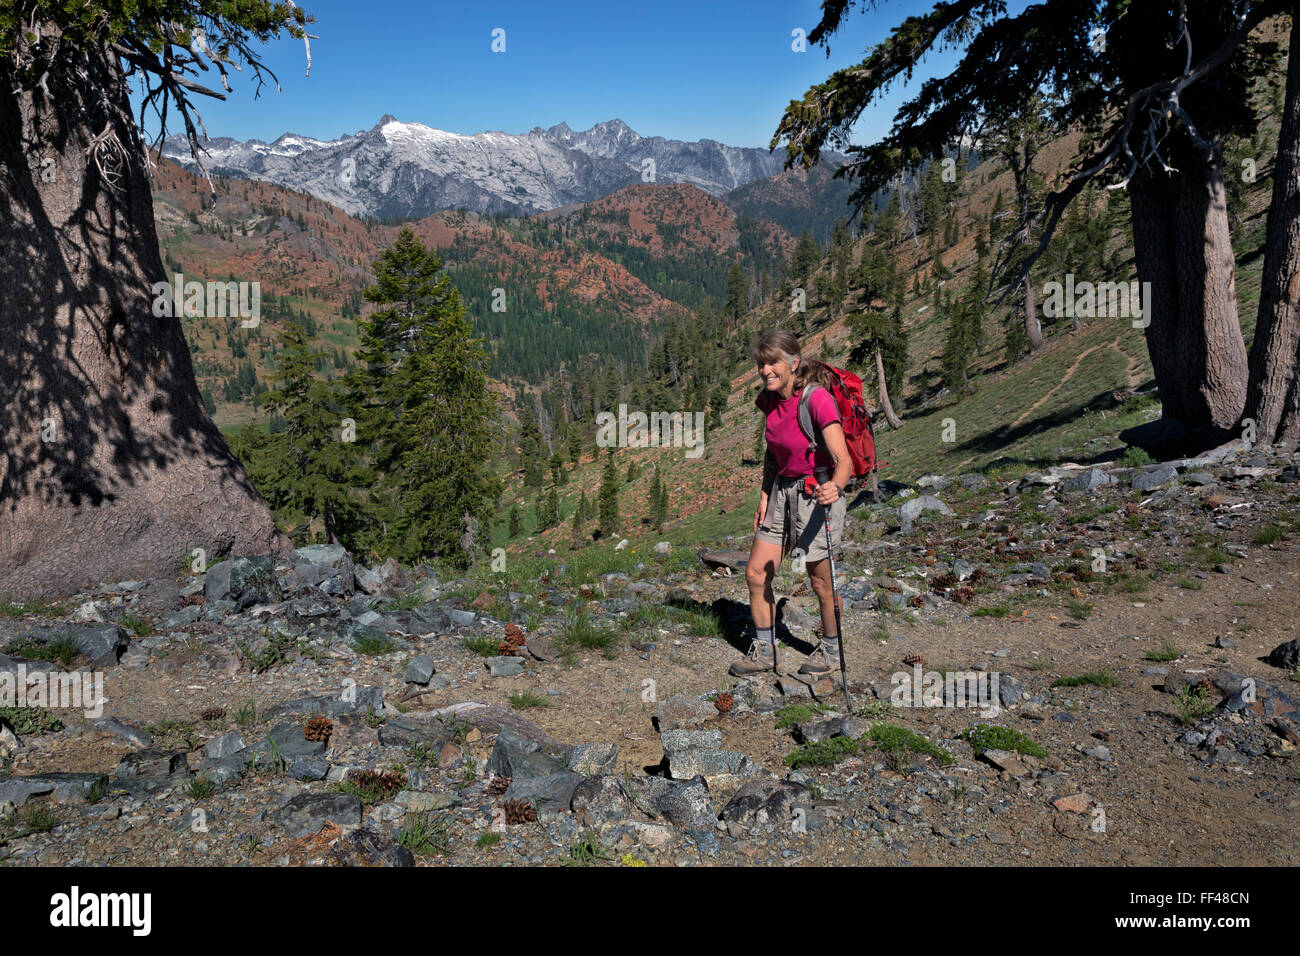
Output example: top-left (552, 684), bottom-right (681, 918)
top-left (814, 421), bottom-right (852, 504)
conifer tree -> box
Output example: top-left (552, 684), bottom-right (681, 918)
top-left (351, 227), bottom-right (502, 567)
top-left (649, 468), bottom-right (669, 532)
top-left (598, 454), bottom-right (620, 537)
top-left (255, 320), bottom-right (364, 546)
top-left (724, 261), bottom-right (749, 328)
top-left (508, 505), bottom-right (523, 538)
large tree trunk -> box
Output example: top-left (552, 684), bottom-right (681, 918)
top-left (1243, 14), bottom-right (1300, 445)
top-left (1023, 274), bottom-right (1043, 350)
top-left (1128, 147), bottom-right (1248, 433)
top-left (0, 38), bottom-right (288, 599)
top-left (875, 347), bottom-right (903, 429)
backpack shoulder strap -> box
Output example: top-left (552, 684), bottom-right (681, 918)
top-left (798, 384), bottom-right (821, 455)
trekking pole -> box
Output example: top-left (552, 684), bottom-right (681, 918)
top-left (814, 466), bottom-right (853, 712)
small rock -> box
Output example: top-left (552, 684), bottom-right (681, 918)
top-left (202, 731), bottom-right (247, 760)
top-left (327, 826), bottom-right (413, 867)
top-left (404, 655), bottom-right (435, 685)
top-left (656, 694), bottom-right (717, 731)
top-left (1052, 793), bottom-right (1091, 814)
top-left (272, 792), bottom-right (362, 838)
top-left (979, 749), bottom-right (1028, 776)
top-left (486, 656), bottom-right (525, 677)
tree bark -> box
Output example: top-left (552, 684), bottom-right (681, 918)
top-left (1243, 13), bottom-right (1300, 444)
top-left (1023, 274), bottom-right (1043, 350)
top-left (875, 347), bottom-right (903, 429)
top-left (1129, 147), bottom-right (1248, 431)
top-left (0, 40), bottom-right (288, 599)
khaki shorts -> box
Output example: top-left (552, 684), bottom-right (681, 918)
top-left (755, 475), bottom-right (846, 563)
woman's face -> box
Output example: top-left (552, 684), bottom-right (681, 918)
top-left (757, 352), bottom-right (797, 393)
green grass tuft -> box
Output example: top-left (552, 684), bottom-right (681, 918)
top-left (961, 724), bottom-right (1048, 758)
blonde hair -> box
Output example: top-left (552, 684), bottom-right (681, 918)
top-left (751, 329), bottom-right (835, 391)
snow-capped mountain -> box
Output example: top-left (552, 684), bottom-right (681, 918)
top-left (161, 116), bottom-right (792, 221)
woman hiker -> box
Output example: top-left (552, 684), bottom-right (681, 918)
top-left (731, 330), bottom-right (852, 678)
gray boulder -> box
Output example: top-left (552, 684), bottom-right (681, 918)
top-left (571, 775), bottom-right (640, 826)
top-left (1131, 465), bottom-right (1179, 491)
top-left (655, 694), bottom-right (717, 731)
top-left (404, 654), bottom-right (435, 685)
top-left (1268, 639), bottom-right (1300, 670)
top-left (651, 777), bottom-right (716, 830)
top-left (202, 731), bottom-right (246, 760)
top-left (565, 742), bottom-right (619, 775)
top-left (204, 556), bottom-right (282, 610)
top-left (720, 777), bottom-right (812, 827)
top-left (1059, 468), bottom-right (1115, 493)
top-left (114, 749), bottom-right (190, 780)
top-left (272, 793), bottom-right (362, 838)
top-left (355, 558), bottom-right (408, 597)
top-left (265, 685), bottom-right (384, 719)
top-left (898, 495), bottom-right (952, 531)
top-left (487, 728), bottom-right (567, 779)
top-left (503, 772), bottom-right (583, 813)
top-left (293, 544), bottom-right (356, 592)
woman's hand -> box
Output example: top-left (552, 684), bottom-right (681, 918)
top-left (755, 493), bottom-right (768, 533)
top-left (812, 480), bottom-right (841, 505)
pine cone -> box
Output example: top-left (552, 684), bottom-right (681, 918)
top-left (485, 775), bottom-right (512, 796)
top-left (304, 715), bottom-right (333, 742)
top-left (714, 692), bottom-right (733, 714)
top-left (952, 586), bottom-right (975, 604)
top-left (345, 768), bottom-right (406, 796)
top-left (504, 622), bottom-right (527, 647)
top-left (497, 641), bottom-right (515, 656)
top-left (199, 706), bottom-right (225, 722)
top-left (903, 653), bottom-right (925, 668)
top-left (502, 798), bottom-right (536, 824)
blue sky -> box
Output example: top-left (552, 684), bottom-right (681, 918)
top-left (144, 0), bottom-right (1028, 150)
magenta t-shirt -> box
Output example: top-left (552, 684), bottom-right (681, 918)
top-left (756, 386), bottom-right (841, 477)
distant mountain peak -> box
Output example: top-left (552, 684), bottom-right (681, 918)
top-left (161, 115), bottom-right (792, 220)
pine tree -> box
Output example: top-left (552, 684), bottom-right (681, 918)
top-left (940, 271), bottom-right (988, 391)
top-left (598, 453), bottom-right (620, 537)
top-left (508, 505), bottom-right (523, 538)
top-left (244, 320), bottom-right (364, 547)
top-left (724, 261), bottom-right (749, 328)
top-left (535, 485), bottom-right (559, 530)
top-left (649, 468), bottom-right (669, 532)
top-left (351, 227), bottom-right (503, 567)
top-left (550, 451), bottom-right (567, 486)
top-left (792, 229), bottom-right (821, 289)
top-left (519, 415), bottom-right (545, 488)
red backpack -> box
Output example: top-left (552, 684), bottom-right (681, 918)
top-left (796, 366), bottom-right (879, 487)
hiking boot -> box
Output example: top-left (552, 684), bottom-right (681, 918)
top-left (729, 640), bottom-right (775, 676)
top-left (798, 643), bottom-right (837, 676)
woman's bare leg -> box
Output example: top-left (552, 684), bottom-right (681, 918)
top-left (746, 538), bottom-right (785, 629)
top-left (806, 557), bottom-right (837, 638)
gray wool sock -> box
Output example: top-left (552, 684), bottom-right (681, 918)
top-left (755, 626), bottom-right (775, 647)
